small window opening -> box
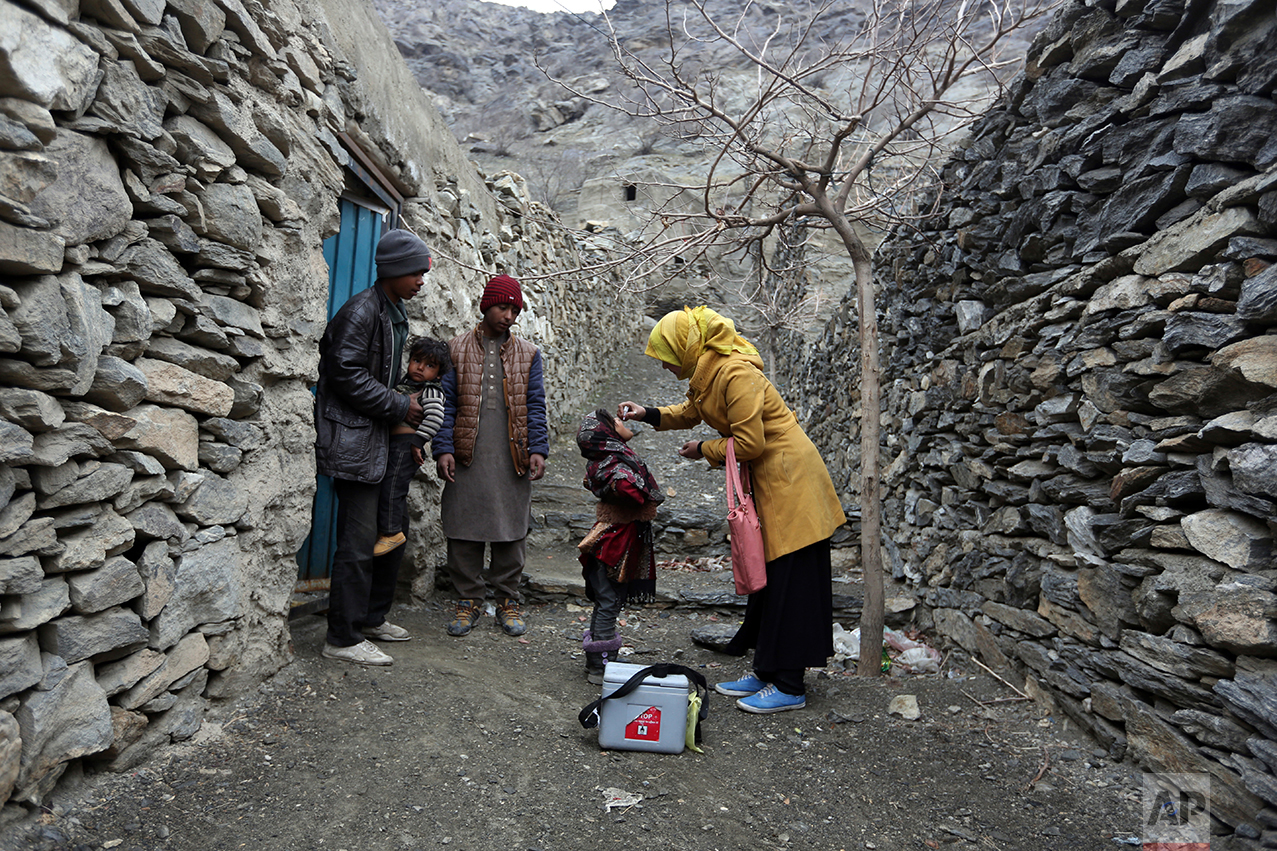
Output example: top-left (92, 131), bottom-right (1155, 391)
top-left (623, 184), bottom-right (637, 202)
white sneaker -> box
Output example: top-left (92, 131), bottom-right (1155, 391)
top-left (362, 621), bottom-right (411, 642)
top-left (322, 639), bottom-right (393, 666)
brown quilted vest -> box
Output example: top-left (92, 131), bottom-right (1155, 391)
top-left (449, 326), bottom-right (537, 474)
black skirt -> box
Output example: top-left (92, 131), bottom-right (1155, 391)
top-left (726, 538), bottom-right (835, 671)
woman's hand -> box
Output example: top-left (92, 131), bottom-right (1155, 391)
top-left (617, 402), bottom-right (645, 421)
top-left (678, 440), bottom-right (703, 460)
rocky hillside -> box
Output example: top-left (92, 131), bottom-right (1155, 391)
top-left (371, 0), bottom-right (867, 214)
top-left (372, 0), bottom-right (1031, 212)
top-left (372, 0), bottom-right (1042, 332)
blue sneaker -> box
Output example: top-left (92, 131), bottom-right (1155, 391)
top-left (714, 673), bottom-right (766, 697)
top-left (736, 684), bottom-right (806, 714)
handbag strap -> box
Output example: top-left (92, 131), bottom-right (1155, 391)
top-left (578, 663), bottom-right (710, 731)
top-left (725, 437), bottom-right (750, 509)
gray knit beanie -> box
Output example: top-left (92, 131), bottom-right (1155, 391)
top-left (375, 229), bottom-right (432, 279)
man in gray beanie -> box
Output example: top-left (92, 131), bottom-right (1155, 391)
top-left (375, 229), bottom-right (434, 279)
top-left (315, 228), bottom-right (431, 666)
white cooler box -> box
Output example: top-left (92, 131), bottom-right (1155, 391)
top-left (597, 662), bottom-right (690, 754)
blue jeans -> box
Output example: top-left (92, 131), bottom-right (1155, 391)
top-left (376, 435), bottom-right (417, 536)
top-left (326, 478), bottom-right (405, 647)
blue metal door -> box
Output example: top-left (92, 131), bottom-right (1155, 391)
top-left (295, 197), bottom-right (386, 587)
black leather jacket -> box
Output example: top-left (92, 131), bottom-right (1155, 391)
top-left (315, 286), bottom-right (410, 483)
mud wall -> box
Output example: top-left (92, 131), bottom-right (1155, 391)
top-left (0, 0), bottom-right (636, 812)
top-left (781, 0), bottom-right (1277, 843)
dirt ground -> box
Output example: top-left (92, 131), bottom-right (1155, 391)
top-left (6, 598), bottom-right (1144, 851)
top-left (4, 332), bottom-right (1147, 851)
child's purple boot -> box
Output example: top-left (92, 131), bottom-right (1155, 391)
top-left (583, 630), bottom-right (624, 685)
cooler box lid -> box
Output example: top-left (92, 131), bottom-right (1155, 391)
top-left (602, 661), bottom-right (689, 690)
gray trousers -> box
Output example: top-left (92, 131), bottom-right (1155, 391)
top-left (582, 556), bottom-right (623, 640)
top-left (445, 538), bottom-right (525, 601)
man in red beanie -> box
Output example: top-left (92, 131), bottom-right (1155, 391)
top-left (432, 274), bottom-right (549, 637)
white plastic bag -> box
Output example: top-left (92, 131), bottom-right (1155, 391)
top-left (831, 623), bottom-right (861, 667)
top-left (832, 624), bottom-right (942, 674)
top-left (896, 646), bottom-right (941, 674)
top-left (882, 628), bottom-right (942, 673)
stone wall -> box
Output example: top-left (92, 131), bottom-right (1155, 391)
top-left (0, 0), bottom-right (637, 812)
top-left (780, 0), bottom-right (1277, 843)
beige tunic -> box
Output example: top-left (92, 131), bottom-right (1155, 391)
top-left (440, 334), bottom-right (532, 542)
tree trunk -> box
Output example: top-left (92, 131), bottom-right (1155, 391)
top-left (827, 212), bottom-right (884, 677)
top-left (852, 252), bottom-right (884, 676)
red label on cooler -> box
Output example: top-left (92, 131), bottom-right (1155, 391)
top-left (625, 707), bottom-right (661, 741)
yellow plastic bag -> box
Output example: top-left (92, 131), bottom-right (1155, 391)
top-left (685, 691), bottom-right (704, 754)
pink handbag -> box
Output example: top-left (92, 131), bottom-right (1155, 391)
top-left (725, 437), bottom-right (767, 595)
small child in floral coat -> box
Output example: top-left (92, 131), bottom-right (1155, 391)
top-left (576, 408), bottom-right (665, 684)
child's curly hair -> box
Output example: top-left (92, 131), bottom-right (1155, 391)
top-left (408, 337), bottom-right (453, 375)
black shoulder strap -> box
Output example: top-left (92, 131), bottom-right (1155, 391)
top-left (578, 664), bottom-right (709, 731)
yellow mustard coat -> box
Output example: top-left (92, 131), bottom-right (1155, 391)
top-left (655, 351), bottom-right (847, 562)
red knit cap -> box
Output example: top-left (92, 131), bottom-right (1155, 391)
top-left (480, 274), bottom-right (524, 313)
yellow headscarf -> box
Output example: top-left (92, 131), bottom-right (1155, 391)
top-left (645, 306), bottom-right (759, 380)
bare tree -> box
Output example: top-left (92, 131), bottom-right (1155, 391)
top-left (541, 0), bottom-right (1058, 675)
top-left (454, 100), bottom-right (533, 158)
top-left (524, 148), bottom-right (588, 212)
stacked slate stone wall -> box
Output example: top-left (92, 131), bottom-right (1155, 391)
top-left (0, 0), bottom-right (637, 812)
top-left (779, 0), bottom-right (1277, 843)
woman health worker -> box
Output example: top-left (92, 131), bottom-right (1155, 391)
top-left (617, 306), bottom-right (846, 713)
